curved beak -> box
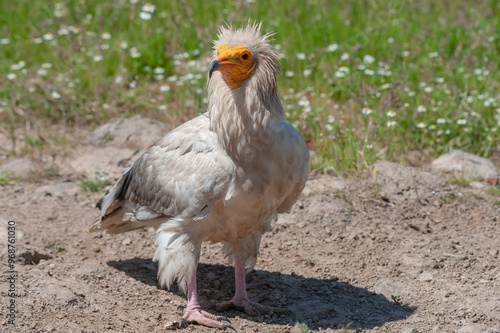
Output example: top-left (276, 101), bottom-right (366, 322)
top-left (208, 60), bottom-right (221, 78)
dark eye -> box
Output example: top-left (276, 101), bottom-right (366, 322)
top-left (241, 53), bottom-right (249, 60)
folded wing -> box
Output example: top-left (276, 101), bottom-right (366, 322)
top-left (91, 114), bottom-right (235, 234)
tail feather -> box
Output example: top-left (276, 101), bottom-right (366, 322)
top-left (90, 169), bottom-right (165, 234)
top-left (153, 221), bottom-right (200, 293)
top-left (91, 205), bottom-right (165, 234)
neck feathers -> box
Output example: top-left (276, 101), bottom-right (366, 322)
top-left (208, 75), bottom-right (285, 163)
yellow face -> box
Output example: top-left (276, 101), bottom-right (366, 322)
top-left (214, 45), bottom-right (256, 89)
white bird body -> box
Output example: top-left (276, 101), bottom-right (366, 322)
top-left (92, 24), bottom-right (309, 329)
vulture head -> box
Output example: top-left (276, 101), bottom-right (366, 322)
top-left (208, 24), bottom-right (280, 97)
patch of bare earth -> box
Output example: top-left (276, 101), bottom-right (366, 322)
top-left (1, 122), bottom-right (499, 333)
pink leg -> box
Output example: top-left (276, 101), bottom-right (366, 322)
top-left (216, 250), bottom-right (283, 316)
top-left (168, 271), bottom-right (234, 330)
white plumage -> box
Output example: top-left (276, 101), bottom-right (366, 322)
top-left (91, 24), bottom-right (309, 329)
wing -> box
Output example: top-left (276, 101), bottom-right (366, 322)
top-left (91, 114), bottom-right (235, 233)
top-left (276, 122), bottom-right (310, 213)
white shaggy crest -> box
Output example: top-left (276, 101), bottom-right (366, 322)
top-left (214, 23), bottom-right (275, 53)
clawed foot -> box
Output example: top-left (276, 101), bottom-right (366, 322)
top-left (165, 306), bottom-right (235, 331)
top-left (216, 297), bottom-right (286, 316)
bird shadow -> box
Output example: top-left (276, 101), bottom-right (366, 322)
top-left (107, 258), bottom-right (415, 330)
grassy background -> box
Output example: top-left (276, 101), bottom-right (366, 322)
top-left (1, 0), bottom-right (499, 174)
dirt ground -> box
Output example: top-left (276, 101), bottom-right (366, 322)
top-left (1, 123), bottom-right (499, 333)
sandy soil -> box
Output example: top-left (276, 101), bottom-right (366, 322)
top-left (1, 127), bottom-right (499, 333)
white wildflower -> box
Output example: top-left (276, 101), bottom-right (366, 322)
top-left (153, 67), bottom-right (165, 75)
top-left (326, 43), bottom-right (339, 53)
top-left (364, 69), bottom-right (374, 76)
top-left (363, 54), bottom-right (375, 64)
top-left (296, 53), bottom-right (306, 60)
top-left (142, 3), bottom-right (156, 12)
top-left (362, 107), bottom-right (372, 115)
top-left (386, 120), bottom-right (397, 127)
top-left (429, 51), bottom-right (439, 58)
top-left (139, 12), bottom-right (152, 20)
top-left (43, 32), bottom-right (54, 41)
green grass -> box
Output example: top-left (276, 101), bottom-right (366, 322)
top-left (1, 0), bottom-right (499, 174)
top-left (296, 322), bottom-right (310, 333)
top-left (47, 239), bottom-right (66, 253)
top-left (0, 171), bottom-right (19, 185)
top-left (488, 186), bottom-right (500, 197)
top-left (391, 294), bottom-right (402, 305)
top-left (450, 177), bottom-right (472, 186)
top-left (80, 178), bottom-right (109, 192)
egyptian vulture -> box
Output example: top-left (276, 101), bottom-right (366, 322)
top-left (91, 24), bottom-right (309, 330)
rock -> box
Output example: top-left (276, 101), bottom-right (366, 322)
top-left (31, 275), bottom-right (90, 309)
top-left (35, 181), bottom-right (79, 197)
top-left (402, 328), bottom-right (418, 333)
top-left (68, 117), bottom-right (170, 179)
top-left (469, 181), bottom-right (486, 189)
top-left (431, 150), bottom-right (500, 180)
top-left (90, 115), bottom-right (169, 149)
top-left (0, 131), bottom-right (14, 153)
top-left (301, 175), bottom-right (346, 196)
top-left (0, 158), bottom-right (38, 179)
top-left (69, 146), bottom-right (139, 179)
top-left (418, 271), bottom-right (433, 282)
top-left (122, 238), bottom-right (132, 246)
top-left (371, 161), bottom-right (452, 204)
top-left (373, 278), bottom-right (418, 300)
top-left (457, 324), bottom-right (487, 333)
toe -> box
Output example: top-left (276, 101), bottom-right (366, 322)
top-left (183, 309), bottom-right (233, 330)
top-left (200, 310), bottom-right (231, 323)
top-left (216, 299), bottom-right (257, 315)
top-left (176, 305), bottom-right (185, 316)
top-left (223, 322), bottom-right (237, 331)
top-left (216, 298), bottom-right (284, 316)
